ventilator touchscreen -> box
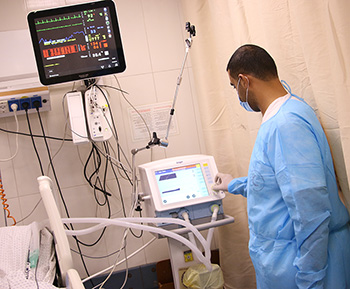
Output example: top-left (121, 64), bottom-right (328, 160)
top-left (155, 163), bottom-right (209, 206)
top-left (138, 155), bottom-right (225, 223)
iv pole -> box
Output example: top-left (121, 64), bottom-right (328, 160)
top-left (130, 22), bottom-right (196, 211)
top-left (128, 23), bottom-right (234, 288)
top-left (162, 22), bottom-right (196, 147)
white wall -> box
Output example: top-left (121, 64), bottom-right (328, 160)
top-left (0, 0), bottom-right (213, 278)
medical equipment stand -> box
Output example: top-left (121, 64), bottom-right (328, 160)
top-left (166, 215), bottom-right (234, 289)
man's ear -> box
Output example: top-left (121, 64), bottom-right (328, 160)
top-left (238, 74), bottom-right (250, 89)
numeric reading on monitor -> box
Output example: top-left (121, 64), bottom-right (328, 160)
top-left (36, 8), bottom-right (117, 78)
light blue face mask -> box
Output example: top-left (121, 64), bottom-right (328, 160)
top-left (237, 77), bottom-right (254, 112)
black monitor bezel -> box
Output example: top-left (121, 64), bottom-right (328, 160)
top-left (27, 0), bottom-right (126, 86)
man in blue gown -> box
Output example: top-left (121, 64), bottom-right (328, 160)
top-left (213, 44), bottom-right (350, 289)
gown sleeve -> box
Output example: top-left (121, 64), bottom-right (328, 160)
top-left (268, 115), bottom-right (332, 288)
top-left (228, 177), bottom-right (248, 198)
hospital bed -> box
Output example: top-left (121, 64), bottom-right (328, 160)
top-left (0, 177), bottom-right (85, 289)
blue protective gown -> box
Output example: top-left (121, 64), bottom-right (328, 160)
top-left (228, 96), bottom-right (350, 289)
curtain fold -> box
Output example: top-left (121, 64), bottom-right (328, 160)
top-left (180, 1), bottom-right (350, 288)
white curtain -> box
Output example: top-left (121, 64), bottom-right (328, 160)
top-left (180, 1), bottom-right (350, 288)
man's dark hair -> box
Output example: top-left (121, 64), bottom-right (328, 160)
top-left (226, 44), bottom-right (278, 81)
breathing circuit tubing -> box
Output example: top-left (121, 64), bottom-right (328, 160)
top-left (63, 216), bottom-right (212, 271)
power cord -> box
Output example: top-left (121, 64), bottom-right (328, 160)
top-left (81, 142), bottom-right (111, 247)
top-left (0, 103), bottom-right (19, 162)
top-left (95, 84), bottom-right (133, 185)
top-left (0, 126), bottom-right (73, 141)
top-left (23, 102), bottom-right (44, 176)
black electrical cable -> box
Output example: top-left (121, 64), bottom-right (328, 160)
top-left (78, 142), bottom-right (111, 247)
top-left (24, 108), bottom-right (44, 176)
top-left (107, 146), bottom-right (127, 218)
top-left (83, 144), bottom-right (95, 185)
top-left (95, 84), bottom-right (133, 186)
top-left (88, 140), bottom-right (132, 185)
top-left (83, 143), bottom-right (111, 198)
top-left (34, 106), bottom-right (93, 286)
top-left (104, 141), bottom-right (126, 215)
top-left (117, 142), bottom-right (133, 185)
top-left (90, 141), bottom-right (132, 237)
top-left (71, 244), bottom-right (125, 259)
top-left (104, 142), bottom-right (143, 238)
top-left (98, 84), bottom-right (129, 95)
top-left (100, 106), bottom-right (142, 238)
top-left (98, 83), bottom-right (144, 237)
top-left (89, 144), bottom-right (102, 188)
top-left (0, 126), bottom-right (73, 141)
top-left (94, 177), bottom-right (108, 206)
top-left (102, 141), bottom-right (109, 197)
top-left (35, 107), bottom-right (71, 225)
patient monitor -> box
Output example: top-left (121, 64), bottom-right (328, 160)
top-left (138, 155), bottom-right (225, 229)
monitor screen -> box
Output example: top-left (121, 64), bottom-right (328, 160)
top-left (27, 0), bottom-right (126, 85)
top-left (155, 164), bottom-right (209, 206)
top-left (138, 155), bottom-right (225, 213)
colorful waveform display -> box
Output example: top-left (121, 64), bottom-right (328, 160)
top-left (42, 43), bottom-right (87, 58)
top-left (42, 39), bottom-right (109, 59)
top-left (39, 31), bottom-right (84, 46)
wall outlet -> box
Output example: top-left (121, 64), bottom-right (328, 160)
top-left (0, 87), bottom-right (51, 118)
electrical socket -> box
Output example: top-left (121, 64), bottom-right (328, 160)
top-left (31, 96), bottom-right (42, 109)
top-left (20, 97), bottom-right (31, 110)
top-left (8, 99), bottom-right (20, 112)
top-left (0, 90), bottom-right (51, 118)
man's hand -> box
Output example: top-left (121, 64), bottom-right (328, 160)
top-left (212, 173), bottom-right (234, 191)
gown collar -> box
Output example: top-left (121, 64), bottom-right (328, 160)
top-left (262, 93), bottom-right (297, 124)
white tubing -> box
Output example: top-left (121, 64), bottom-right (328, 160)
top-left (122, 217), bottom-right (208, 255)
top-left (63, 217), bottom-right (211, 270)
top-left (63, 216), bottom-right (209, 257)
top-left (181, 212), bottom-right (197, 247)
top-left (206, 205), bottom-right (219, 245)
top-left (206, 205), bottom-right (220, 260)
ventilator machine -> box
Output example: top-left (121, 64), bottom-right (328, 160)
top-left (137, 155), bottom-right (233, 288)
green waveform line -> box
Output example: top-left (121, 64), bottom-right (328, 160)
top-left (35, 14), bottom-right (81, 25)
top-left (37, 22), bottom-right (82, 32)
